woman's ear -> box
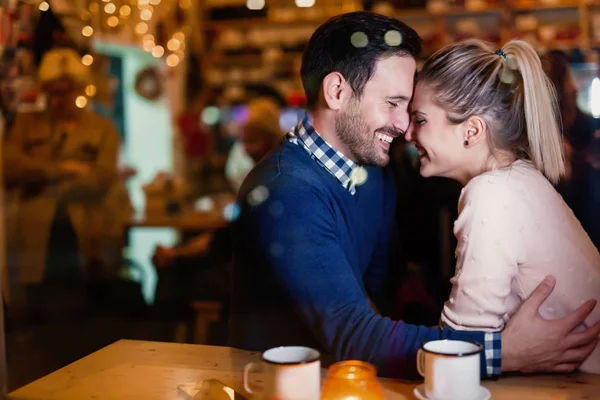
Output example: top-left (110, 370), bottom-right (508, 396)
top-left (463, 116), bottom-right (487, 148)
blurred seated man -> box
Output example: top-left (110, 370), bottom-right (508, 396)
top-left (153, 97), bottom-right (283, 269)
top-left (4, 48), bottom-right (120, 324)
top-left (151, 97), bottom-right (283, 342)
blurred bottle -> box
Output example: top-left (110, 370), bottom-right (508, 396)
top-left (320, 361), bottom-right (385, 400)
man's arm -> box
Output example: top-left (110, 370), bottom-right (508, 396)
top-left (242, 178), bottom-right (490, 379)
top-left (4, 113), bottom-right (64, 184)
top-left (60, 119), bottom-right (119, 201)
top-left (502, 275), bottom-right (600, 373)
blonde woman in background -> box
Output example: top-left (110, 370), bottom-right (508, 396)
top-left (4, 48), bottom-right (120, 322)
top-left (406, 40), bottom-right (600, 373)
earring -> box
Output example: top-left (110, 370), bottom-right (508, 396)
top-left (464, 140), bottom-right (469, 146)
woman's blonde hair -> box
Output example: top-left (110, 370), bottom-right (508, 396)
top-left (418, 39), bottom-right (565, 183)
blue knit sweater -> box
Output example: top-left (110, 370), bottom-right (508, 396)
top-left (230, 139), bottom-right (489, 378)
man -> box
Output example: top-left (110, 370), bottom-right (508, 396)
top-left (5, 48), bottom-right (120, 321)
top-left (230, 12), bottom-right (600, 378)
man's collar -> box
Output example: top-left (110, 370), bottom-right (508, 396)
top-left (287, 115), bottom-right (362, 194)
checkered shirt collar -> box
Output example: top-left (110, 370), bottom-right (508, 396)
top-left (287, 115), bottom-right (359, 195)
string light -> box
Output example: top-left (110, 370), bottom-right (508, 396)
top-left (149, 0), bottom-right (161, 5)
top-left (166, 54), bottom-right (180, 67)
top-left (81, 54), bottom-right (94, 66)
top-left (135, 22), bottom-right (148, 34)
top-left (89, 3), bottom-right (99, 12)
top-left (167, 38), bottom-right (180, 51)
top-left (172, 31), bottom-right (185, 42)
top-left (104, 3), bottom-right (116, 14)
top-left (75, 96), bottom-right (88, 108)
top-left (39, 1), bottom-right (50, 11)
top-left (82, 26), bottom-right (94, 37)
top-left (85, 85), bottom-right (97, 97)
top-left (119, 5), bottom-right (131, 16)
top-left (151, 45), bottom-right (164, 58)
top-left (107, 16), bottom-right (119, 27)
top-left (246, 0), bottom-right (264, 10)
top-left (140, 9), bottom-right (152, 20)
top-left (142, 36), bottom-right (155, 52)
top-left (295, 0), bottom-right (315, 7)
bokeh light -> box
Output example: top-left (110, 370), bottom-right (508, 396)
top-left (350, 166), bottom-right (368, 186)
top-left (270, 242), bottom-right (285, 258)
top-left (135, 22), bottom-right (148, 34)
top-left (350, 32), bottom-right (368, 48)
top-left (248, 186), bottom-right (270, 207)
top-left (140, 9), bottom-right (152, 20)
top-left (120, 5), bottom-right (131, 16)
top-left (201, 106), bottom-right (221, 125)
top-left (75, 96), bottom-right (88, 108)
top-left (268, 201), bottom-right (284, 218)
top-left (107, 16), bottom-right (119, 27)
top-left (104, 3), bottom-right (116, 14)
top-left (246, 0), bottom-right (265, 10)
top-left (82, 25), bottom-right (94, 37)
top-left (167, 38), bottom-right (181, 51)
top-left (81, 54), bottom-right (94, 66)
top-left (384, 30), bottom-right (403, 47)
top-left (85, 85), bottom-right (97, 97)
top-left (39, 2), bottom-right (50, 11)
top-left (295, 0), bottom-right (315, 7)
top-left (151, 45), bottom-right (164, 58)
top-left (166, 54), bottom-right (180, 67)
top-left (223, 203), bottom-right (241, 222)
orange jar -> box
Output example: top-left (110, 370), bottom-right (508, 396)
top-left (320, 360), bottom-right (385, 400)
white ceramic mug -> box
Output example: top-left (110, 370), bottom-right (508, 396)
top-left (242, 346), bottom-right (321, 400)
top-left (417, 339), bottom-right (483, 400)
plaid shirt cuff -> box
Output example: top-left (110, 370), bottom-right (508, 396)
top-left (485, 332), bottom-right (502, 378)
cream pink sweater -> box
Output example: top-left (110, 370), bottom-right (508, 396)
top-left (440, 160), bottom-right (600, 373)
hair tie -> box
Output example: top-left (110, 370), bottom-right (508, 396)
top-left (496, 49), bottom-right (507, 61)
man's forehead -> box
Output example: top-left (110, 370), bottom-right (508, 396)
top-left (369, 55), bottom-right (415, 88)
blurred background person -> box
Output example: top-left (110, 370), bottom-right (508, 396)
top-left (225, 97), bottom-right (283, 193)
top-left (4, 47), bottom-right (120, 325)
top-left (544, 50), bottom-right (597, 247)
top-left (150, 96), bottom-right (283, 343)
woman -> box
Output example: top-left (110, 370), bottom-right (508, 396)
top-left (406, 39), bottom-right (600, 373)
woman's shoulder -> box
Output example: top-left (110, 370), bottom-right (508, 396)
top-left (461, 160), bottom-right (543, 211)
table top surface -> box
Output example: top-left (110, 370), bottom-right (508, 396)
top-left (9, 340), bottom-right (600, 400)
top-left (129, 193), bottom-right (235, 230)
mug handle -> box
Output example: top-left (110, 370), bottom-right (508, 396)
top-left (417, 349), bottom-right (426, 377)
top-left (242, 362), bottom-right (264, 395)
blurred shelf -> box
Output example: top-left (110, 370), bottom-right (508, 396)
top-left (207, 51), bottom-right (303, 66)
top-left (205, 17), bottom-right (326, 30)
top-left (511, 0), bottom-right (581, 11)
top-left (397, 6), bottom-right (503, 19)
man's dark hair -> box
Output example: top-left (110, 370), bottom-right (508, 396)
top-left (301, 11), bottom-right (422, 109)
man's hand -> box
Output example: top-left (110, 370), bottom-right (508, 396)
top-left (502, 275), bottom-right (600, 373)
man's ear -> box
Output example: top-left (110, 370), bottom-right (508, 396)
top-left (322, 72), bottom-right (352, 111)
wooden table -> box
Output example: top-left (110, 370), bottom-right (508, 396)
top-left (9, 340), bottom-right (600, 400)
